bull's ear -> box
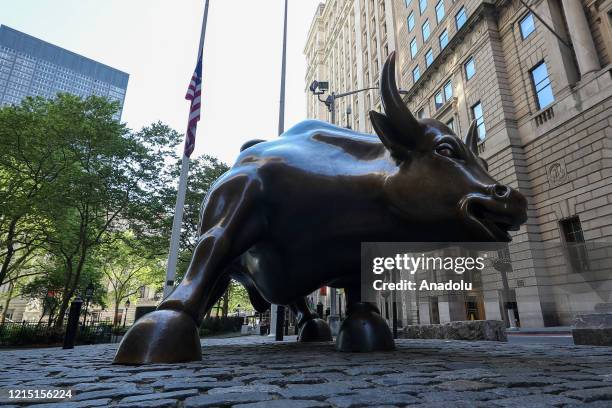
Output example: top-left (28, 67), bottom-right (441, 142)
top-left (370, 111), bottom-right (410, 161)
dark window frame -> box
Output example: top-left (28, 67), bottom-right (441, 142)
top-left (519, 12), bottom-right (536, 40)
top-left (455, 6), bottom-right (467, 30)
top-left (560, 216), bottom-right (590, 272)
top-left (530, 60), bottom-right (554, 110)
top-left (464, 56), bottom-right (476, 80)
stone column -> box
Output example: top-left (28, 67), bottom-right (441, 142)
top-left (560, 0), bottom-right (600, 76)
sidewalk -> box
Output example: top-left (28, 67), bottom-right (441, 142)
top-left (1, 335), bottom-right (611, 407)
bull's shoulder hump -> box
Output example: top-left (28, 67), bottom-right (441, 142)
top-left (282, 119), bottom-right (378, 142)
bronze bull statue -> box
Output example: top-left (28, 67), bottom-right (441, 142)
top-left (114, 52), bottom-right (527, 364)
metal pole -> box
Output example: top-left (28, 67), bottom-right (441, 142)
top-left (271, 0), bottom-right (289, 341)
top-left (63, 297), bottom-right (83, 349)
top-left (163, 0), bottom-right (211, 298)
top-left (278, 0), bottom-right (288, 136)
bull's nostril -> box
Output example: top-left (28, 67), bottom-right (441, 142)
top-left (493, 184), bottom-right (510, 198)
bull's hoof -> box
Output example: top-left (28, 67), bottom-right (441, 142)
top-left (336, 303), bottom-right (395, 352)
top-left (113, 309), bottom-right (202, 365)
top-left (298, 318), bottom-right (332, 342)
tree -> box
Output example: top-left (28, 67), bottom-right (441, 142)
top-left (98, 233), bottom-right (164, 326)
top-left (0, 97), bottom-right (63, 290)
top-left (1, 95), bottom-right (182, 326)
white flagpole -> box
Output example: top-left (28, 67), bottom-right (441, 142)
top-left (270, 0), bottom-right (289, 339)
top-left (163, 0), bottom-right (211, 299)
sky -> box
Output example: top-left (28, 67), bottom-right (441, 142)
top-left (1, 0), bottom-right (324, 164)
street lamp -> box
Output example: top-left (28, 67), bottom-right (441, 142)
top-left (309, 80), bottom-right (409, 126)
top-left (83, 282), bottom-right (94, 326)
top-left (123, 299), bottom-right (131, 328)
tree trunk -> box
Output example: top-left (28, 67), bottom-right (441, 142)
top-left (113, 301), bottom-right (120, 327)
top-left (222, 289), bottom-right (229, 318)
top-left (1, 282), bottom-right (15, 324)
top-left (0, 217), bottom-right (19, 289)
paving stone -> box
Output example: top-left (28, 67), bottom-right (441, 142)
top-left (491, 394), bottom-right (580, 407)
top-left (22, 398), bottom-right (112, 408)
top-left (72, 384), bottom-right (152, 401)
top-left (279, 381), bottom-right (369, 398)
top-left (234, 400), bottom-right (330, 408)
top-left (116, 398), bottom-right (178, 408)
top-left (371, 373), bottom-right (439, 386)
top-left (183, 392), bottom-right (274, 407)
top-left (562, 386), bottom-right (612, 402)
top-left (419, 390), bottom-right (497, 402)
top-left (207, 384), bottom-right (282, 394)
top-left (434, 368), bottom-right (500, 381)
top-left (119, 389), bottom-right (198, 404)
top-left (327, 390), bottom-right (420, 407)
top-left (435, 379), bottom-right (496, 391)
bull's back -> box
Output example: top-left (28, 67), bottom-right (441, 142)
top-left (234, 120), bottom-right (391, 177)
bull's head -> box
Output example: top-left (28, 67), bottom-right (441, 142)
top-left (370, 52), bottom-right (527, 242)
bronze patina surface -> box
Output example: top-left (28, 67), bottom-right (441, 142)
top-left (113, 53), bottom-right (527, 364)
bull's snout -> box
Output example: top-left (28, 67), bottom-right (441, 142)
top-left (489, 184), bottom-right (510, 199)
top-left (486, 183), bottom-right (528, 226)
top-left (461, 183), bottom-right (529, 241)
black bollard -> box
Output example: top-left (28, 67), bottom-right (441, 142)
top-left (275, 305), bottom-right (285, 341)
top-left (63, 296), bottom-right (83, 349)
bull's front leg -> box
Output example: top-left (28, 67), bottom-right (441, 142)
top-left (336, 285), bottom-right (395, 352)
top-left (113, 175), bottom-right (264, 364)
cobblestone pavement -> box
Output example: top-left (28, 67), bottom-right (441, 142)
top-left (1, 335), bottom-right (612, 407)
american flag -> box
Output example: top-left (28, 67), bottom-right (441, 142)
top-left (184, 54), bottom-right (203, 157)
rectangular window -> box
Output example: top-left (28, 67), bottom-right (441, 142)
top-left (408, 12), bottom-right (415, 32)
top-left (413, 65), bottom-right (421, 82)
top-left (446, 118), bottom-right (454, 131)
top-left (435, 0), bottom-right (445, 23)
top-left (419, 0), bottom-right (427, 14)
top-left (471, 102), bottom-right (486, 141)
top-left (435, 91), bottom-right (444, 109)
top-left (425, 49), bottom-right (434, 67)
top-left (439, 29), bottom-right (449, 49)
top-left (410, 38), bottom-right (418, 58)
top-left (455, 7), bottom-right (467, 29)
top-left (422, 20), bottom-right (431, 41)
top-left (520, 13), bottom-right (536, 39)
top-left (530, 61), bottom-right (554, 109)
top-left (443, 80), bottom-right (452, 100)
top-left (417, 107), bottom-right (425, 118)
top-left (465, 56), bottom-right (476, 80)
top-left (405, 0), bottom-right (413, 6)
top-left (560, 216), bottom-right (590, 272)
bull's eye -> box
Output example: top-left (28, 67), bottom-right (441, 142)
top-left (435, 144), bottom-right (456, 159)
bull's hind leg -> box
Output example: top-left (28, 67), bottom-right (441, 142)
top-left (291, 297), bottom-right (332, 342)
top-left (113, 175), bottom-right (264, 364)
top-left (336, 285), bottom-right (394, 352)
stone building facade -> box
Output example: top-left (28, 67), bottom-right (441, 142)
top-left (305, 0), bottom-right (612, 328)
top-left (305, 0), bottom-right (397, 133)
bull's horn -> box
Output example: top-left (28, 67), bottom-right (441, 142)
top-left (380, 52), bottom-right (422, 138)
top-left (465, 120), bottom-right (479, 156)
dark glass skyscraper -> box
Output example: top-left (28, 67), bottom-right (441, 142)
top-left (0, 25), bottom-right (128, 119)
